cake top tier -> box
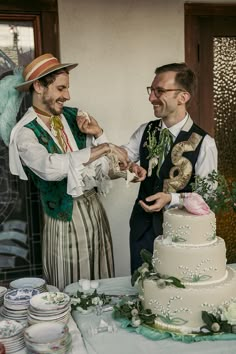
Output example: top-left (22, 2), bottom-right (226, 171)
top-left (162, 208), bottom-right (216, 246)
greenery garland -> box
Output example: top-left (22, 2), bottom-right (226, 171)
top-left (70, 289), bottom-right (111, 311)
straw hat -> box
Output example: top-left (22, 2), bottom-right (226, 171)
top-left (15, 53), bottom-right (78, 92)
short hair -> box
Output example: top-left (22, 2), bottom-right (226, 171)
top-left (155, 63), bottom-right (196, 97)
top-left (30, 68), bottom-right (69, 93)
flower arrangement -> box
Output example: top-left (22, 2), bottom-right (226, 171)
top-left (70, 289), bottom-right (111, 312)
top-left (113, 297), bottom-right (156, 327)
top-left (191, 170), bottom-right (236, 214)
top-left (143, 125), bottom-right (172, 176)
top-left (143, 125), bottom-right (161, 160)
top-left (131, 249), bottom-right (185, 289)
top-left (198, 303), bottom-right (236, 335)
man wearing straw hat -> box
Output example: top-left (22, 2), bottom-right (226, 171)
top-left (5, 53), bottom-right (137, 290)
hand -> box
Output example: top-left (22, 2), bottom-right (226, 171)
top-left (139, 192), bottom-right (171, 213)
top-left (129, 163), bottom-right (146, 182)
top-left (109, 144), bottom-right (130, 169)
top-left (76, 112), bottom-right (103, 138)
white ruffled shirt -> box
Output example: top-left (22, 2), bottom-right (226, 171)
top-left (122, 114), bottom-right (218, 207)
top-left (9, 107), bottom-right (111, 197)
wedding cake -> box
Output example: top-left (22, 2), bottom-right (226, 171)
top-left (142, 206), bottom-right (236, 333)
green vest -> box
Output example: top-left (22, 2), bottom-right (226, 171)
top-left (24, 106), bottom-right (87, 221)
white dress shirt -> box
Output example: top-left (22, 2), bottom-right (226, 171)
top-left (9, 107), bottom-right (111, 197)
top-left (122, 114), bottom-right (218, 207)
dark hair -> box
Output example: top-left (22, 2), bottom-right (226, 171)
top-left (155, 63), bottom-right (196, 97)
top-left (29, 68), bottom-right (69, 93)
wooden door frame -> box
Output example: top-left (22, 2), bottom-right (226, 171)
top-left (185, 3), bottom-right (236, 136)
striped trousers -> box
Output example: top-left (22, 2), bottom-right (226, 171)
top-left (42, 189), bottom-right (114, 290)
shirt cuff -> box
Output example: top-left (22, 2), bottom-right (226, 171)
top-left (95, 131), bottom-right (109, 144)
top-left (166, 193), bottom-right (180, 209)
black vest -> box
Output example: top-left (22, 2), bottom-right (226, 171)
top-left (130, 119), bottom-right (207, 241)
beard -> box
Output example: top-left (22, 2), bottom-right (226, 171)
top-left (42, 94), bottom-right (63, 116)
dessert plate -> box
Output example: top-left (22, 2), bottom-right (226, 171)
top-left (10, 277), bottom-right (46, 290)
top-left (30, 292), bottom-right (70, 311)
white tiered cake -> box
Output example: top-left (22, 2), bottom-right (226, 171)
top-left (142, 207), bottom-right (236, 333)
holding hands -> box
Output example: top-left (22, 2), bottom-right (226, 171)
top-left (77, 110), bottom-right (147, 182)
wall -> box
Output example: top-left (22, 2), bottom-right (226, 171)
top-left (57, 0), bottom-right (236, 276)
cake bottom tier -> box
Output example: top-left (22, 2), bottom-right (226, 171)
top-left (142, 266), bottom-right (236, 333)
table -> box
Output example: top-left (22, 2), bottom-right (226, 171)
top-left (65, 275), bottom-right (236, 354)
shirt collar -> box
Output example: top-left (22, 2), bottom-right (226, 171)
top-left (161, 113), bottom-right (189, 139)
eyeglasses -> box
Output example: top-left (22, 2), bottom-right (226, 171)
top-left (146, 86), bottom-right (186, 97)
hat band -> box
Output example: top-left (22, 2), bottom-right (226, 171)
top-left (25, 57), bottom-right (59, 81)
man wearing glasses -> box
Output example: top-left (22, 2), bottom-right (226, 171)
top-left (122, 62), bottom-right (217, 274)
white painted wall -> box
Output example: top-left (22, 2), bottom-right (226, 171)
top-left (57, 0), bottom-right (236, 276)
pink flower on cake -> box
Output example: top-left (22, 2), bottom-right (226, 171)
top-left (183, 192), bottom-right (210, 215)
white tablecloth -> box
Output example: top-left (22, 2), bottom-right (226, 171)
top-left (65, 275), bottom-right (236, 354)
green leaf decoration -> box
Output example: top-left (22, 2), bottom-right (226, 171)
top-left (140, 249), bottom-right (153, 269)
top-left (131, 269), bottom-right (140, 287)
top-left (171, 317), bottom-right (188, 325)
top-left (202, 311), bottom-right (218, 330)
top-left (167, 276), bottom-right (185, 288)
top-left (221, 321), bottom-right (232, 333)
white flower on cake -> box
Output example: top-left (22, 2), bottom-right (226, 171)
top-left (221, 302), bottom-right (236, 325)
top-left (131, 316), bottom-right (142, 327)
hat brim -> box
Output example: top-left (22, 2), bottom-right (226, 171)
top-left (15, 62), bottom-right (78, 92)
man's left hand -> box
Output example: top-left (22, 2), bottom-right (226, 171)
top-left (139, 192), bottom-right (171, 212)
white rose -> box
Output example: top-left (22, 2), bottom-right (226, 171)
top-left (131, 316), bottom-right (141, 327)
top-left (92, 297), bottom-right (100, 305)
top-left (222, 303), bottom-right (236, 325)
top-left (131, 308), bottom-right (139, 317)
top-left (138, 262), bottom-right (149, 275)
top-left (71, 298), bottom-right (81, 305)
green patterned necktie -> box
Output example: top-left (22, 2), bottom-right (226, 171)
top-left (156, 128), bottom-right (173, 176)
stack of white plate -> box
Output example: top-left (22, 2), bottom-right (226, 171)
top-left (1, 288), bottom-right (40, 323)
top-left (24, 321), bottom-right (72, 353)
top-left (9, 277), bottom-right (47, 293)
top-left (0, 319), bottom-right (25, 352)
top-left (0, 286), bottom-right (7, 305)
top-left (28, 292), bottom-right (71, 325)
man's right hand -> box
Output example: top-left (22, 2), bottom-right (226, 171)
top-left (108, 144), bottom-right (130, 169)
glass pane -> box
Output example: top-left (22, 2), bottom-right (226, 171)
top-left (0, 19), bottom-right (42, 285)
top-left (0, 21), bottom-right (34, 76)
top-left (213, 36), bottom-right (236, 263)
